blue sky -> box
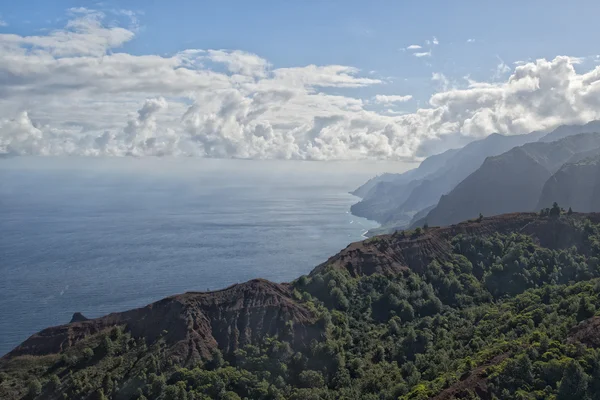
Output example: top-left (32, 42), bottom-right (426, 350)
top-left (4, 0), bottom-right (600, 106)
top-left (1, 1), bottom-right (600, 159)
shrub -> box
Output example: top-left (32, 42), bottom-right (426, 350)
top-left (27, 379), bottom-right (42, 398)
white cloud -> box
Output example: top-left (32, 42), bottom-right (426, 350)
top-left (206, 49), bottom-right (271, 78)
top-left (2, 11), bottom-right (600, 160)
top-left (425, 37), bottom-right (438, 46)
top-left (413, 51), bottom-right (431, 58)
top-left (406, 37), bottom-right (436, 56)
top-left (373, 95), bottom-right (413, 104)
top-left (467, 38), bottom-right (475, 43)
top-left (0, 10), bottom-right (133, 57)
top-left (431, 72), bottom-right (450, 90)
top-left (493, 57), bottom-right (511, 80)
top-left (272, 65), bottom-right (381, 88)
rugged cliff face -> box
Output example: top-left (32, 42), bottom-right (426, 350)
top-left (5, 279), bottom-right (320, 365)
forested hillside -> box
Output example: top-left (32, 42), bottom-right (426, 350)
top-left (4, 211), bottom-right (600, 399)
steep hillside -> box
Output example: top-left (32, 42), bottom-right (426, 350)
top-left (352, 121), bottom-right (600, 234)
top-left (396, 132), bottom-right (546, 214)
top-left (352, 130), bottom-right (544, 226)
top-left (350, 172), bottom-right (408, 199)
top-left (350, 178), bottom-right (421, 223)
top-left (422, 133), bottom-right (600, 228)
top-left (5, 212), bottom-right (600, 399)
top-left (0, 280), bottom-right (322, 399)
top-left (537, 155), bottom-right (600, 211)
top-left (6, 280), bottom-right (319, 362)
top-left (350, 148), bottom-right (460, 199)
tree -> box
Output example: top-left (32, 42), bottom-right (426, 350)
top-left (99, 335), bottom-right (113, 356)
top-left (568, 207), bottom-right (574, 215)
top-left (549, 202), bottom-right (561, 218)
top-left (222, 392), bottom-right (242, 400)
top-left (331, 287), bottom-right (349, 310)
top-left (206, 348), bottom-right (224, 370)
top-left (164, 382), bottom-right (187, 400)
top-left (557, 360), bottom-right (589, 400)
top-left (48, 374), bottom-right (60, 391)
top-left (423, 222), bottom-right (429, 230)
top-left (299, 370), bottom-right (325, 388)
top-left (478, 213), bottom-right (484, 222)
top-left (27, 379), bottom-right (42, 399)
top-left (577, 296), bottom-right (595, 322)
top-left (93, 389), bottom-right (108, 400)
top-left (83, 347), bottom-right (94, 360)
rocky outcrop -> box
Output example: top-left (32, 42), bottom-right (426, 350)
top-left (568, 316), bottom-right (600, 348)
top-left (69, 312), bottom-right (89, 323)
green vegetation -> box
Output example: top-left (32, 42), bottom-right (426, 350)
top-left (4, 214), bottom-right (600, 399)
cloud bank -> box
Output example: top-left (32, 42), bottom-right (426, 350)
top-left (2, 11), bottom-right (600, 160)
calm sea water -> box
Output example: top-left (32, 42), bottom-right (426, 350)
top-left (0, 157), bottom-right (408, 356)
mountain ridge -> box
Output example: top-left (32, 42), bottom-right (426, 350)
top-left (351, 120), bottom-right (600, 235)
top-left (420, 132), bottom-right (600, 228)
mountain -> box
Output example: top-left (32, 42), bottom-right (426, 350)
top-left (421, 132), bottom-right (600, 228)
top-left (352, 121), bottom-right (600, 236)
top-left (5, 212), bottom-right (600, 399)
top-left (350, 147), bottom-right (460, 199)
top-left (351, 131), bottom-right (545, 226)
top-left (350, 178), bottom-right (421, 223)
top-left (539, 119), bottom-right (600, 143)
top-left (350, 172), bottom-right (407, 199)
top-left (537, 154), bottom-right (600, 212)
top-left (396, 131), bottom-right (548, 213)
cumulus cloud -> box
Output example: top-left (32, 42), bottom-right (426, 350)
top-left (2, 11), bottom-right (600, 160)
top-left (373, 95), bottom-right (413, 104)
top-left (406, 44), bottom-right (422, 50)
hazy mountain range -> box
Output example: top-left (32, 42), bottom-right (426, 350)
top-left (351, 120), bottom-right (600, 235)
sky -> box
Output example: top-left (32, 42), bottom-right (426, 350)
top-left (2, 0), bottom-right (600, 160)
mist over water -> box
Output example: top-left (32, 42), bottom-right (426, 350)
top-left (0, 157), bottom-right (410, 356)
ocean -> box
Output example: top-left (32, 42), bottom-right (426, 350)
top-left (0, 157), bottom-right (409, 356)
